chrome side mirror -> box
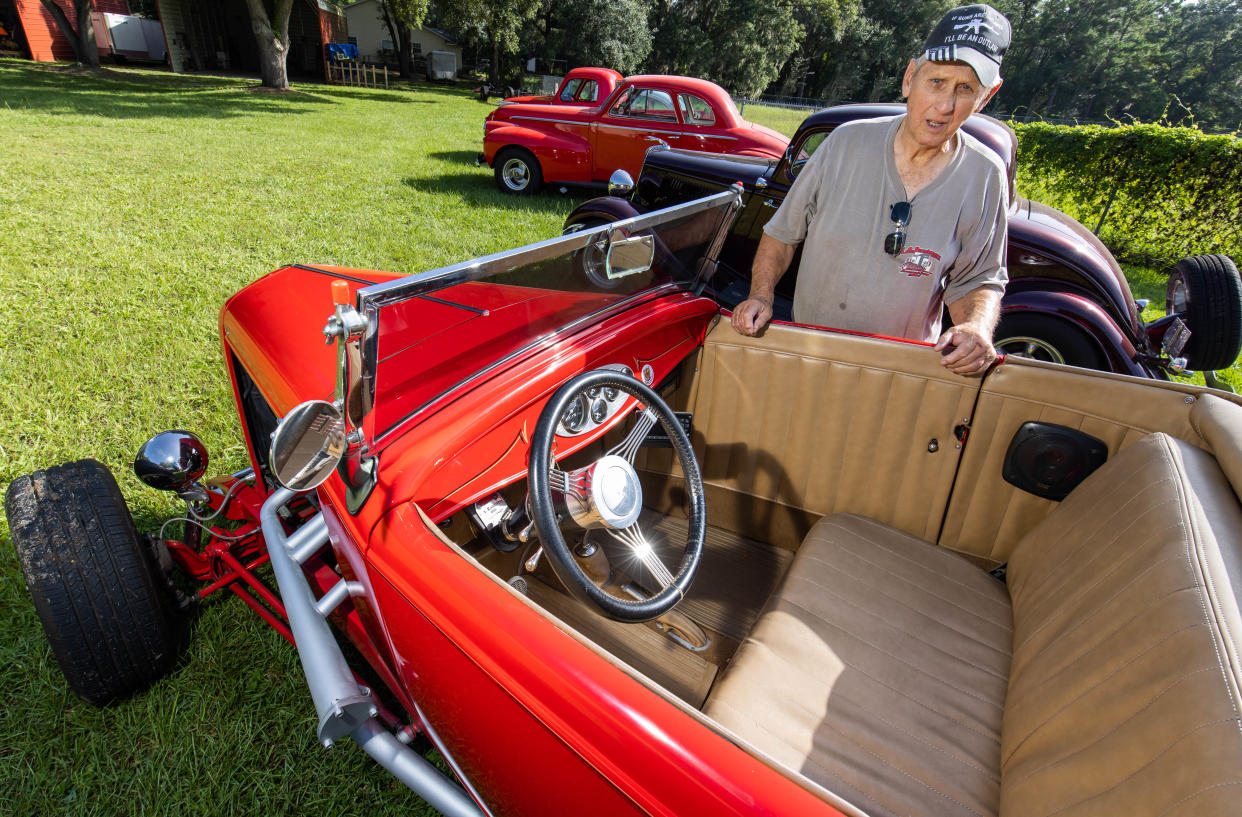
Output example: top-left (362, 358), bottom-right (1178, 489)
top-left (607, 169), bottom-right (635, 197)
top-left (605, 233), bottom-right (655, 280)
top-left (135, 431), bottom-right (209, 492)
top-left (269, 400), bottom-right (346, 491)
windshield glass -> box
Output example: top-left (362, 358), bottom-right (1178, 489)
top-left (354, 190), bottom-right (740, 442)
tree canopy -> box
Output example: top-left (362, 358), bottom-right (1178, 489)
top-left (443, 0), bottom-right (1240, 130)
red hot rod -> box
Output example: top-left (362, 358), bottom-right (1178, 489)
top-left (8, 192), bottom-right (1242, 817)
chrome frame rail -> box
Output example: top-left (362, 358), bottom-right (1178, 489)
top-left (260, 487), bottom-right (487, 817)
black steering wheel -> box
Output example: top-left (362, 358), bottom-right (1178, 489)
top-left (528, 370), bottom-right (705, 622)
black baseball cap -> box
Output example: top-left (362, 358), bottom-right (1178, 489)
top-left (923, 4), bottom-right (1011, 88)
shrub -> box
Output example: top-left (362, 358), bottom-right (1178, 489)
top-left (1011, 122), bottom-right (1242, 267)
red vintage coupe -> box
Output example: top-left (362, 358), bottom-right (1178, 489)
top-left (501, 66), bottom-right (623, 107)
top-left (481, 74), bottom-right (789, 194)
top-left (9, 192), bottom-right (1242, 817)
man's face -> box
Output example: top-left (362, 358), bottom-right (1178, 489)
top-left (901, 60), bottom-right (999, 149)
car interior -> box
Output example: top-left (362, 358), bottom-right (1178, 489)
top-left (441, 319), bottom-right (1242, 817)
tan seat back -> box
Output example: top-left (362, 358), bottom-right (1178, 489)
top-left (1000, 432), bottom-right (1242, 817)
top-left (681, 321), bottom-right (980, 549)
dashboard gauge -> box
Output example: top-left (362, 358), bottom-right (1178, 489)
top-left (586, 386), bottom-right (601, 399)
top-left (560, 395), bottom-right (588, 434)
top-left (590, 398), bottom-right (609, 424)
top-left (603, 386), bottom-right (620, 402)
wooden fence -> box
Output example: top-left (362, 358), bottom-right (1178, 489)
top-left (328, 61), bottom-right (389, 89)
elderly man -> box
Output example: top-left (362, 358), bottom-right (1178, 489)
top-left (732, 4), bottom-right (1012, 377)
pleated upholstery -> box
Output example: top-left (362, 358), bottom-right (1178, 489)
top-left (705, 514), bottom-right (1013, 817)
top-left (705, 432), bottom-right (1242, 817)
top-left (1001, 432), bottom-right (1242, 817)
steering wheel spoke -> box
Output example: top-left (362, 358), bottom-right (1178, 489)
top-left (548, 465), bottom-right (584, 500)
top-left (609, 524), bottom-right (678, 592)
top-left (609, 407), bottom-right (658, 463)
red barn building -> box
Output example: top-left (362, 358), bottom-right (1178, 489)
top-left (10, 0), bottom-right (131, 62)
top-left (7, 0), bottom-right (346, 81)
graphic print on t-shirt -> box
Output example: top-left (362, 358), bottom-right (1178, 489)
top-left (897, 246), bottom-right (942, 279)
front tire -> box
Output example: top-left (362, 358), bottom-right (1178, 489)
top-left (6, 459), bottom-right (180, 705)
top-left (563, 218), bottom-right (615, 288)
top-left (494, 147), bottom-right (542, 195)
top-left (994, 313), bottom-right (1107, 371)
top-left (1165, 254), bottom-right (1242, 371)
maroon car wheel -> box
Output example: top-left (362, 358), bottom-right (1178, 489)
top-left (994, 313), bottom-right (1106, 370)
top-left (6, 459), bottom-right (180, 705)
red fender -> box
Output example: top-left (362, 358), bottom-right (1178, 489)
top-left (483, 122), bottom-right (593, 184)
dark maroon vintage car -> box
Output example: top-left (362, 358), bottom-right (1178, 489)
top-left (564, 104), bottom-right (1242, 379)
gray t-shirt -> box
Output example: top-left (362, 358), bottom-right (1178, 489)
top-left (764, 115), bottom-right (1009, 342)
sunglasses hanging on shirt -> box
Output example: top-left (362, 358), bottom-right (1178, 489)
top-left (885, 201), bottom-right (912, 256)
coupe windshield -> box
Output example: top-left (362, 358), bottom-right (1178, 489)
top-left (352, 189), bottom-right (742, 442)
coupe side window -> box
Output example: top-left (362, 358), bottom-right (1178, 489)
top-left (559, 78), bottom-right (582, 102)
top-left (790, 130), bottom-right (831, 177)
top-left (609, 88), bottom-right (636, 116)
top-left (618, 89), bottom-right (677, 121)
top-left (580, 80), bottom-right (598, 102)
top-left (678, 94), bottom-right (716, 125)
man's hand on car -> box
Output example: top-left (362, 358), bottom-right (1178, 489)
top-left (934, 324), bottom-right (997, 376)
top-left (731, 297), bottom-right (774, 337)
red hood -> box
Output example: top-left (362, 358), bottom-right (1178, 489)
top-left (490, 101), bottom-right (596, 122)
top-left (220, 265), bottom-right (627, 433)
top-left (220, 265), bottom-right (401, 417)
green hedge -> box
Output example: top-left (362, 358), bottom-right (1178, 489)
top-left (1010, 122), bottom-right (1242, 267)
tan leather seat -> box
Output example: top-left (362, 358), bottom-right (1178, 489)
top-left (705, 433), bottom-right (1242, 817)
top-left (704, 514), bottom-right (1013, 817)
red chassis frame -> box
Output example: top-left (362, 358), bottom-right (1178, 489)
top-left (160, 477), bottom-right (417, 734)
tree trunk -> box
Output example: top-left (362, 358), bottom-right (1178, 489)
top-left (244, 0), bottom-right (294, 89)
top-left (490, 38), bottom-right (499, 87)
top-left (396, 23), bottom-right (412, 79)
top-left (378, 1), bottom-right (411, 78)
top-left (39, 0), bottom-right (99, 67)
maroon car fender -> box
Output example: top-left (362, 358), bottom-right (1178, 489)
top-left (562, 196), bottom-right (643, 230)
top-left (1000, 291), bottom-right (1150, 377)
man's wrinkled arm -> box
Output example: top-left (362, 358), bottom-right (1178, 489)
top-left (731, 234), bottom-right (797, 337)
top-left (934, 286), bottom-right (1002, 376)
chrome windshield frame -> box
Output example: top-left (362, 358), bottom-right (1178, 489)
top-left (324, 187), bottom-right (743, 513)
top-left (355, 187), bottom-right (742, 311)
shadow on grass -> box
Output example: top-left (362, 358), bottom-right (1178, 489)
top-left (401, 172), bottom-right (589, 213)
top-left (0, 60), bottom-right (332, 119)
top-left (303, 85), bottom-right (427, 104)
top-left (428, 150), bottom-right (483, 165)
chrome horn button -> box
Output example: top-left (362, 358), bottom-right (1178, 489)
top-left (562, 454), bottom-right (643, 530)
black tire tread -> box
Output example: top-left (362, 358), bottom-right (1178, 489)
top-left (1167, 254), bottom-right (1242, 371)
top-left (493, 146), bottom-right (542, 195)
top-left (6, 459), bottom-right (178, 704)
top-left (994, 313), bottom-right (1108, 371)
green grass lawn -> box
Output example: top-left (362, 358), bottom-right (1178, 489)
top-left (0, 60), bottom-right (578, 817)
top-left (1, 62), bottom-right (1238, 817)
